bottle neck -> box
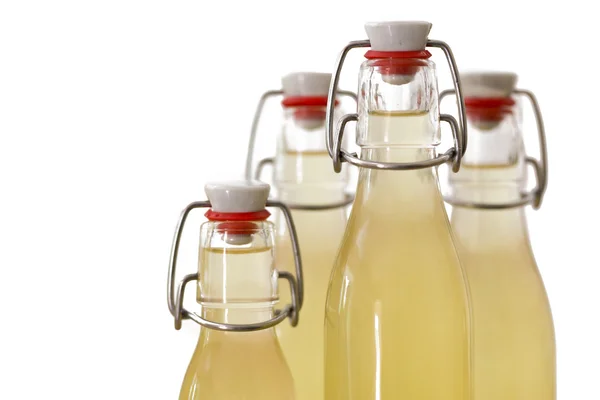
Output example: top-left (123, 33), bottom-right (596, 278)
top-left (354, 147), bottom-right (445, 216)
top-left (195, 307), bottom-right (280, 350)
top-left (197, 245), bottom-right (279, 339)
top-left (201, 304), bottom-right (275, 325)
top-left (198, 224), bottom-right (279, 324)
top-left (192, 224), bottom-right (284, 356)
top-left (277, 184), bottom-right (347, 205)
top-left (452, 176), bottom-right (524, 204)
top-left (448, 105), bottom-right (532, 247)
top-left (450, 180), bottom-right (531, 248)
top-left (275, 106), bottom-right (348, 206)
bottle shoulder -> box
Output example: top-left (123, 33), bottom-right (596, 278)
top-left (181, 331), bottom-right (294, 399)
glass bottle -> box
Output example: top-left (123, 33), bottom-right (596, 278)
top-left (167, 180), bottom-right (304, 400)
top-left (446, 72), bottom-right (555, 400)
top-left (323, 21), bottom-right (472, 399)
top-left (246, 72), bottom-right (355, 400)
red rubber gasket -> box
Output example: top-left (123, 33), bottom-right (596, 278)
top-left (282, 96), bottom-right (339, 108)
top-left (364, 51), bottom-right (431, 76)
top-left (465, 97), bottom-right (515, 122)
top-left (205, 209), bottom-right (271, 235)
top-left (204, 209), bottom-right (271, 221)
top-left (465, 97), bottom-right (516, 108)
top-left (364, 50), bottom-right (432, 59)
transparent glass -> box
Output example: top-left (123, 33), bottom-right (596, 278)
top-left (324, 59), bottom-right (471, 400)
top-left (197, 221), bottom-right (278, 304)
top-left (450, 106), bottom-right (526, 198)
top-left (449, 106), bottom-right (556, 400)
top-left (275, 105), bottom-right (349, 203)
top-left (273, 104), bottom-right (349, 400)
top-left (357, 59), bottom-right (439, 146)
top-left (179, 221), bottom-right (295, 400)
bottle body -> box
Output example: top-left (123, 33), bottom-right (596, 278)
top-left (179, 222), bottom-right (295, 400)
top-left (449, 112), bottom-right (555, 399)
top-left (276, 207), bottom-right (346, 400)
top-left (274, 104), bottom-right (348, 400)
top-left (451, 198), bottom-right (555, 400)
top-left (325, 150), bottom-right (470, 399)
top-left (324, 55), bottom-right (471, 399)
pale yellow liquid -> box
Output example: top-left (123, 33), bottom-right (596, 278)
top-left (325, 111), bottom-right (471, 399)
top-left (450, 164), bottom-right (556, 400)
top-left (180, 247), bottom-right (295, 400)
top-left (275, 150), bottom-right (348, 400)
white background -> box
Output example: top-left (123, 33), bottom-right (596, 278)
top-left (1, 1), bottom-right (598, 399)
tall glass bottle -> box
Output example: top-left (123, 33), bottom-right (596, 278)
top-left (323, 21), bottom-right (471, 399)
top-left (167, 181), bottom-right (304, 400)
top-left (446, 72), bottom-right (555, 400)
top-left (246, 72), bottom-right (354, 400)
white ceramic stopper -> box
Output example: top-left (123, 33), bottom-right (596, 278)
top-left (461, 72), bottom-right (518, 98)
top-left (364, 21), bottom-right (432, 52)
top-left (204, 180), bottom-right (270, 213)
top-left (281, 72), bottom-right (332, 97)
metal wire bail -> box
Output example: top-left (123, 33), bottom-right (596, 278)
top-left (167, 200), bottom-right (304, 331)
top-left (325, 40), bottom-right (468, 173)
top-left (441, 88), bottom-right (548, 210)
top-left (245, 89), bottom-right (358, 181)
